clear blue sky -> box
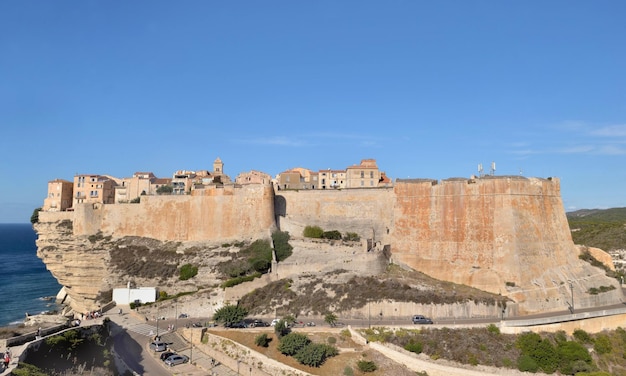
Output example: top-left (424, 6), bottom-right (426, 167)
top-left (1, 1), bottom-right (625, 223)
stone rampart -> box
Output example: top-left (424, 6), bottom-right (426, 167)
top-left (389, 177), bottom-right (622, 314)
top-left (275, 188), bottom-right (395, 244)
top-left (72, 183), bottom-right (276, 242)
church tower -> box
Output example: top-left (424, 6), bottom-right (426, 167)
top-left (213, 157), bottom-right (224, 175)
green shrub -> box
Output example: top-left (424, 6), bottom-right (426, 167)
top-left (517, 354), bottom-right (539, 372)
top-left (594, 334), bottom-right (612, 354)
top-left (277, 333), bottom-right (311, 356)
top-left (573, 329), bottom-right (593, 344)
top-left (558, 341), bottom-right (592, 374)
top-left (487, 323), bottom-right (500, 335)
top-left (303, 225), bottom-right (324, 238)
top-left (343, 366), bottom-right (354, 376)
top-left (274, 320), bottom-right (291, 339)
top-left (505, 281), bottom-right (516, 287)
top-left (179, 263), bottom-right (198, 280)
top-left (213, 304), bottom-right (248, 326)
top-left (516, 332), bottom-right (558, 373)
top-left (30, 207), bottom-right (42, 224)
top-left (327, 336), bottom-right (337, 345)
top-left (130, 197), bottom-right (141, 203)
top-left (343, 232), bottom-right (360, 241)
top-left (357, 360), bottom-right (377, 372)
top-left (294, 343), bottom-right (337, 367)
top-left (220, 272), bottom-right (261, 288)
top-left (322, 230), bottom-right (342, 240)
top-left (254, 333), bottom-right (271, 347)
top-left (272, 230), bottom-right (293, 261)
top-left (404, 340), bottom-right (423, 354)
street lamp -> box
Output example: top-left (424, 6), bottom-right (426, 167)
top-left (368, 300), bottom-right (371, 329)
top-left (570, 281), bottom-right (574, 313)
top-left (174, 299), bottom-right (178, 331)
top-left (156, 303), bottom-right (159, 337)
top-left (190, 329), bottom-right (193, 364)
top-left (237, 359), bottom-right (241, 375)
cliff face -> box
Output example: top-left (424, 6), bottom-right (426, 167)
top-left (35, 177), bottom-right (622, 316)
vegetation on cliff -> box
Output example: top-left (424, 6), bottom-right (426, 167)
top-left (14, 323), bottom-right (116, 376)
top-left (364, 326), bottom-right (626, 375)
top-left (216, 231), bottom-right (292, 287)
top-left (568, 207), bottom-right (626, 252)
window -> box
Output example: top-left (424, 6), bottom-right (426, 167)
top-left (360, 180), bottom-right (364, 186)
top-left (360, 171), bottom-right (364, 178)
top-left (370, 180), bottom-right (374, 186)
top-left (370, 171), bottom-right (374, 178)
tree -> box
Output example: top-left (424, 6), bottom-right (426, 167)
top-left (324, 312), bottom-right (338, 327)
top-left (213, 304), bottom-right (248, 326)
top-left (156, 185), bottom-right (173, 195)
top-left (277, 332), bottom-right (310, 356)
top-left (294, 343), bottom-right (337, 367)
top-left (272, 231), bottom-right (293, 261)
top-left (274, 319), bottom-right (291, 339)
top-left (30, 207), bottom-right (42, 224)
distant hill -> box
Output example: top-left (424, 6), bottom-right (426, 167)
top-left (567, 207), bottom-right (626, 251)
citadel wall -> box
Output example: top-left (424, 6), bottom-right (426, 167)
top-left (71, 183), bottom-right (276, 242)
top-left (275, 188), bottom-right (395, 244)
top-left (390, 177), bottom-right (622, 314)
top-left (36, 176), bottom-right (623, 316)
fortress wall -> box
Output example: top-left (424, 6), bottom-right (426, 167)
top-left (38, 211), bottom-right (74, 224)
top-left (73, 184), bottom-right (276, 242)
top-left (390, 177), bottom-right (622, 314)
top-left (275, 188), bottom-right (395, 241)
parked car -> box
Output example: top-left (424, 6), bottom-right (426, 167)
top-left (250, 319), bottom-right (269, 327)
top-left (227, 321), bottom-right (247, 328)
top-left (160, 351), bottom-right (175, 361)
top-left (178, 313), bottom-right (189, 318)
top-left (149, 341), bottom-right (168, 352)
top-left (164, 354), bottom-right (189, 366)
top-left (412, 315), bottom-right (433, 324)
top-left (270, 318), bottom-right (281, 327)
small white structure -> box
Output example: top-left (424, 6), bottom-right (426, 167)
top-left (112, 286), bottom-right (156, 305)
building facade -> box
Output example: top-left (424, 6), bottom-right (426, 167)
top-left (43, 179), bottom-right (74, 211)
top-left (73, 174), bottom-right (117, 206)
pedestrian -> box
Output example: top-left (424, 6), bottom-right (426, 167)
top-left (37, 327), bottom-right (42, 338)
top-left (118, 308), bottom-right (122, 315)
top-left (4, 351), bottom-right (10, 369)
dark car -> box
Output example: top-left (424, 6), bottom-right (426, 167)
top-left (160, 351), bottom-right (175, 361)
top-left (250, 319), bottom-right (269, 327)
top-left (226, 321), bottom-right (247, 328)
top-left (412, 315), bottom-right (433, 324)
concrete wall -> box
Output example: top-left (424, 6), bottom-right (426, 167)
top-left (182, 328), bottom-right (309, 376)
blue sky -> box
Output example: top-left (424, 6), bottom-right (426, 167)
top-left (1, 1), bottom-right (625, 223)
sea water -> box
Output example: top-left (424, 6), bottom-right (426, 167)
top-left (0, 223), bottom-right (62, 327)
